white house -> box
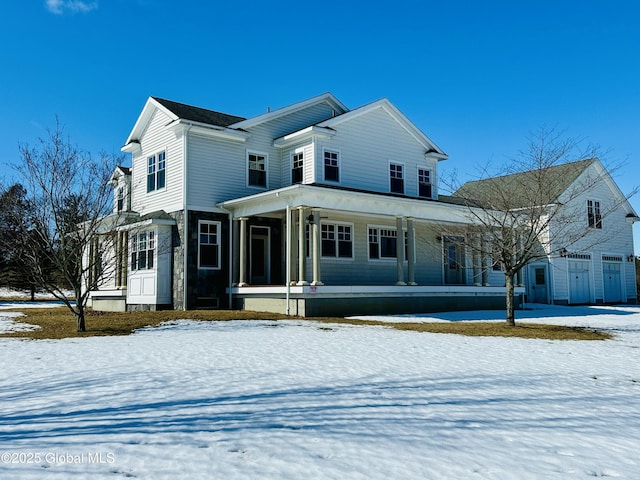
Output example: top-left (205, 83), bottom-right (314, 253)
top-left (86, 93), bottom-right (636, 315)
top-left (456, 158), bottom-right (639, 306)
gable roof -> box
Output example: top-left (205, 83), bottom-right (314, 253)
top-left (229, 92), bottom-right (348, 130)
top-left (317, 98), bottom-right (448, 159)
top-left (152, 97), bottom-right (246, 127)
top-left (454, 158), bottom-right (596, 209)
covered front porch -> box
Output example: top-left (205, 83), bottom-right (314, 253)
top-left (219, 184), bottom-right (523, 316)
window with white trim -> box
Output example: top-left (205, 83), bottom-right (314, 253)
top-left (368, 226), bottom-right (410, 260)
top-left (323, 150), bottom-right (340, 182)
top-left (248, 152), bottom-right (267, 187)
top-left (199, 221), bottom-right (221, 269)
top-left (130, 230), bottom-right (155, 271)
top-left (418, 168), bottom-right (432, 198)
top-left (587, 200), bottom-right (602, 228)
top-left (390, 163), bottom-right (404, 194)
top-left (116, 186), bottom-right (125, 212)
top-left (292, 151), bottom-right (304, 184)
top-left (147, 151), bottom-right (166, 192)
top-left (321, 222), bottom-right (353, 258)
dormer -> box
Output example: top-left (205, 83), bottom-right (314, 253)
top-left (110, 166), bottom-right (132, 213)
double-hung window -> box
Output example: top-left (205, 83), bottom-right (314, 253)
top-left (292, 152), bottom-right (304, 184)
top-left (199, 221), bottom-right (221, 269)
top-left (390, 163), bottom-right (404, 194)
top-left (418, 168), bottom-right (432, 198)
top-left (324, 150), bottom-right (340, 182)
top-left (320, 223), bottom-right (353, 258)
top-left (147, 151), bottom-right (166, 193)
top-left (369, 227), bottom-right (397, 259)
top-left (587, 200), bottom-right (602, 228)
top-left (368, 226), bottom-right (409, 260)
top-left (116, 186), bottom-right (125, 212)
top-left (131, 231), bottom-right (155, 271)
top-left (248, 152), bottom-right (267, 187)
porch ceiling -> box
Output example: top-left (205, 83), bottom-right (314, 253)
top-left (218, 184), bottom-right (475, 224)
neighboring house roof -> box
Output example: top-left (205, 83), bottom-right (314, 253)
top-left (454, 158), bottom-right (596, 209)
top-left (152, 97), bottom-right (246, 127)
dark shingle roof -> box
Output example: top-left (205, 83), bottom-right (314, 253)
top-left (152, 97), bottom-right (246, 127)
top-left (454, 159), bottom-right (596, 209)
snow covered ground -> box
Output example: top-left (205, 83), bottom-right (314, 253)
top-left (1, 304), bottom-right (639, 479)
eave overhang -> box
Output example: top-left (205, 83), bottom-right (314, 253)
top-left (167, 119), bottom-right (250, 142)
top-left (218, 184), bottom-right (477, 225)
top-left (273, 126), bottom-right (336, 148)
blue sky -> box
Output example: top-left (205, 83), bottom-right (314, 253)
top-left (2, 1), bottom-right (639, 249)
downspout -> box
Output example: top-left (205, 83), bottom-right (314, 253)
top-left (182, 125), bottom-right (192, 310)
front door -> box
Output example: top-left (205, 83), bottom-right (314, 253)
top-left (250, 226), bottom-right (270, 285)
top-left (529, 265), bottom-right (548, 303)
top-left (443, 238), bottom-right (464, 285)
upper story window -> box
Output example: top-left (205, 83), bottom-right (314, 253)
top-left (587, 200), bottom-right (602, 229)
top-left (390, 163), bottom-right (404, 194)
top-left (116, 186), bottom-right (125, 212)
top-left (324, 150), bottom-right (340, 182)
top-left (292, 152), bottom-right (304, 184)
top-left (418, 168), bottom-right (432, 198)
top-left (321, 222), bottom-right (353, 258)
top-left (130, 230), bottom-right (155, 271)
top-left (199, 221), bottom-right (221, 269)
top-left (248, 152), bottom-right (267, 188)
top-left (147, 151), bottom-right (166, 193)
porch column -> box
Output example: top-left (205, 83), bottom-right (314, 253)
top-left (289, 208), bottom-right (297, 285)
top-left (297, 207), bottom-right (308, 285)
top-left (238, 217), bottom-right (248, 286)
top-left (395, 216), bottom-right (406, 285)
top-left (407, 217), bottom-right (416, 285)
top-left (473, 233), bottom-right (482, 286)
top-left (232, 218), bottom-right (240, 285)
top-left (311, 209), bottom-right (323, 286)
top-left (481, 235), bottom-right (490, 286)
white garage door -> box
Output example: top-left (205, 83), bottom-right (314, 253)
top-left (568, 260), bottom-right (591, 304)
top-left (603, 260), bottom-right (623, 303)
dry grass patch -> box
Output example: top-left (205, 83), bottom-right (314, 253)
top-left (0, 307), bottom-right (293, 340)
top-left (0, 306), bottom-right (611, 341)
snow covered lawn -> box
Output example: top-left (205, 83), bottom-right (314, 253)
top-left (1, 304), bottom-right (639, 479)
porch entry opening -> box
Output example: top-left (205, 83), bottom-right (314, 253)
top-left (529, 265), bottom-right (548, 304)
top-left (250, 226), bottom-right (270, 285)
top-left (443, 236), bottom-right (465, 285)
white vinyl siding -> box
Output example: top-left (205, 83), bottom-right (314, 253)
top-left (130, 109), bottom-right (183, 213)
top-left (314, 106), bottom-right (433, 196)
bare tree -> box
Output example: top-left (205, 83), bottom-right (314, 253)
top-left (10, 119), bottom-right (125, 331)
top-left (443, 127), bottom-right (636, 326)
